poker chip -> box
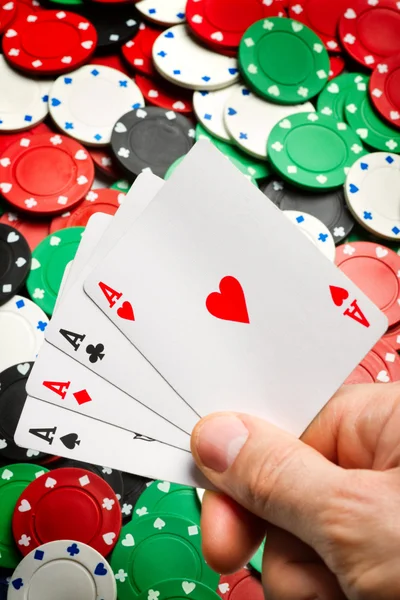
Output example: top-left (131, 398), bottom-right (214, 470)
top-left (2, 10), bottom-right (98, 76)
top-left (217, 569), bottom-right (265, 599)
top-left (263, 179), bottom-right (354, 244)
top-left (51, 188), bottom-right (125, 232)
top-left (0, 224), bottom-right (31, 306)
top-left (370, 55), bottom-right (400, 129)
top-left (344, 153), bottom-right (400, 241)
top-left (344, 339), bottom-right (400, 384)
top-left (8, 540), bottom-right (116, 600)
top-left (111, 107), bottom-right (195, 178)
top-left (224, 85), bottom-right (315, 159)
top-left (345, 79), bottom-right (400, 153)
top-left (121, 22), bottom-right (160, 78)
top-left (0, 122), bottom-right (51, 156)
top-left (186, 0), bottom-right (285, 51)
top-left (0, 55), bottom-right (51, 133)
top-left (0, 363), bottom-right (49, 463)
top-left (284, 210), bottom-right (336, 262)
top-left (136, 0), bottom-right (186, 26)
top-left (80, 4), bottom-right (140, 53)
top-left (89, 54), bottom-right (130, 76)
top-left (193, 84), bottom-right (241, 143)
top-left (12, 467), bottom-right (122, 557)
top-left (111, 514), bottom-right (219, 599)
top-left (0, 212), bottom-right (50, 251)
top-left (238, 17), bottom-right (329, 104)
top-left (0, 133), bottom-right (94, 215)
top-left (0, 0), bottom-right (16, 34)
top-left (317, 73), bottom-right (368, 121)
top-left (152, 24), bottom-right (239, 91)
top-left (288, 0), bottom-right (349, 52)
top-left (249, 538), bottom-right (265, 574)
top-left (0, 463), bottom-right (48, 568)
top-left (111, 179), bottom-right (131, 193)
top-left (329, 54), bottom-right (345, 80)
top-left (132, 480), bottom-right (201, 524)
top-left (195, 124), bottom-right (270, 180)
top-left (138, 579), bottom-right (220, 600)
top-left (0, 295), bottom-right (48, 373)
top-left (49, 65), bottom-right (144, 146)
top-left (383, 321), bottom-right (400, 351)
top-left (165, 154), bottom-right (258, 186)
top-left (335, 241), bottom-right (400, 328)
top-left (89, 148), bottom-right (121, 179)
top-left (339, 0), bottom-right (400, 69)
top-left (120, 472), bottom-right (151, 523)
top-left (26, 227), bottom-right (85, 315)
top-left (267, 112), bottom-right (366, 190)
top-left (135, 73), bottom-right (193, 114)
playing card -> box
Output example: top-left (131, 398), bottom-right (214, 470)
top-left (84, 141), bottom-right (388, 436)
top-left (46, 173), bottom-right (199, 435)
top-left (15, 396), bottom-right (210, 489)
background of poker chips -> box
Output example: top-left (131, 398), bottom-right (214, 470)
top-left (1, 0), bottom-right (400, 596)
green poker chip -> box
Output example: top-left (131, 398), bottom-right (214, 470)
top-left (137, 579), bottom-right (220, 600)
top-left (111, 180), bottom-right (131, 193)
top-left (132, 480), bottom-right (201, 525)
top-left (239, 17), bottom-right (329, 105)
top-left (345, 79), bottom-right (400, 153)
top-left (111, 514), bottom-right (219, 599)
top-left (249, 537), bottom-right (266, 574)
top-left (267, 112), bottom-right (366, 190)
top-left (0, 463), bottom-right (48, 568)
top-left (317, 73), bottom-right (369, 121)
top-left (195, 124), bottom-right (270, 180)
top-left (26, 227), bottom-right (85, 315)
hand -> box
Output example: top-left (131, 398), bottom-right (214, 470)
top-left (191, 383), bottom-right (400, 600)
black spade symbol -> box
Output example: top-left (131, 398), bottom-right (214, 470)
top-left (60, 433), bottom-right (81, 450)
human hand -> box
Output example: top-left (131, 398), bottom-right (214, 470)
top-left (191, 383), bottom-right (400, 600)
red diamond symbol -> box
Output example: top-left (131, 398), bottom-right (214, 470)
top-left (73, 389), bottom-right (92, 405)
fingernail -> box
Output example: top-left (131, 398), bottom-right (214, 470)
top-left (195, 415), bottom-right (249, 473)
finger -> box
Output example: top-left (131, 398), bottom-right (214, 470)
top-left (264, 527), bottom-right (346, 600)
top-left (201, 490), bottom-right (266, 574)
top-left (191, 412), bottom-right (345, 549)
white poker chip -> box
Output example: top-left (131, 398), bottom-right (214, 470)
top-left (152, 24), bottom-right (239, 91)
top-left (345, 152), bottom-right (400, 241)
top-left (49, 64), bottom-right (145, 146)
top-left (193, 83), bottom-right (241, 142)
top-left (135, 0), bottom-right (186, 26)
top-left (0, 55), bottom-right (51, 132)
top-left (0, 294), bottom-right (48, 374)
top-left (8, 540), bottom-right (116, 600)
top-left (196, 488), bottom-right (205, 503)
top-left (284, 210), bottom-right (336, 262)
top-left (224, 85), bottom-right (315, 160)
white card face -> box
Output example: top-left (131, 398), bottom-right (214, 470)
top-left (45, 173), bottom-right (199, 435)
top-left (15, 396), bottom-right (210, 489)
top-left (84, 141), bottom-right (388, 436)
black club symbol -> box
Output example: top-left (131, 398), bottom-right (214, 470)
top-left (86, 343), bottom-right (105, 364)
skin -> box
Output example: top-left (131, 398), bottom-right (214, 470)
top-left (190, 383), bottom-right (400, 600)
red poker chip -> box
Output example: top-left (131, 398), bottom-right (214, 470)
top-left (0, 133), bottom-right (95, 215)
top-left (89, 53), bottom-right (130, 76)
top-left (0, 121), bottom-right (51, 155)
top-left (328, 54), bottom-right (345, 80)
top-left (9, 0), bottom-right (41, 27)
top-left (288, 0), bottom-right (349, 52)
top-left (370, 54), bottom-right (400, 129)
top-left (121, 22), bottom-right (161, 77)
top-left (12, 467), bottom-right (122, 556)
top-left (383, 321), bottom-right (400, 351)
top-left (186, 0), bottom-right (285, 50)
top-left (135, 73), bottom-right (193, 113)
top-left (51, 187), bottom-right (125, 231)
top-left (345, 339), bottom-right (400, 384)
top-left (0, 211), bottom-right (50, 249)
top-left (0, 0), bottom-right (16, 34)
top-left (217, 569), bottom-right (264, 600)
top-left (89, 147), bottom-right (122, 179)
top-left (2, 10), bottom-right (97, 75)
top-left (335, 241), bottom-right (400, 328)
top-left (339, 0), bottom-right (400, 69)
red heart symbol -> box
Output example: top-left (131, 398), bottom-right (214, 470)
top-left (329, 285), bottom-right (349, 307)
top-left (206, 276), bottom-right (249, 324)
top-left (117, 301), bottom-right (135, 321)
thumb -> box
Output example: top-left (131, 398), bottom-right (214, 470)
top-left (191, 412), bottom-right (345, 551)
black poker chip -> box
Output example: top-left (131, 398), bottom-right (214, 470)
top-left (51, 458), bottom-right (124, 504)
top-left (79, 3), bottom-right (141, 53)
top-left (121, 471), bottom-right (152, 523)
top-left (110, 107), bottom-right (195, 178)
top-left (0, 362), bottom-right (50, 463)
top-left (261, 179), bottom-right (355, 245)
top-left (0, 224), bottom-right (31, 307)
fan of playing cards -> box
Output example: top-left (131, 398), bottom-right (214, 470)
top-left (15, 141), bottom-right (388, 488)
